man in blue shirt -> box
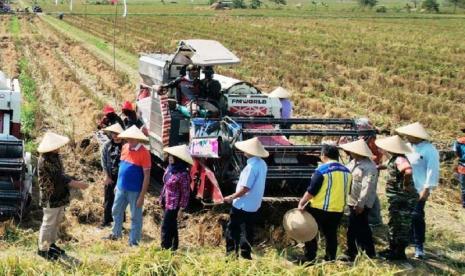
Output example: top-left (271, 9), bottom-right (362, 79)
top-left (224, 137), bottom-right (268, 260)
top-left (396, 122), bottom-right (440, 259)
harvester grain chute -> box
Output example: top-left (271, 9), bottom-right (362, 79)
top-left (0, 71), bottom-right (33, 220)
top-left (136, 40), bottom-right (375, 205)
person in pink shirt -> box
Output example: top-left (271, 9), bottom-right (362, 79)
top-left (159, 145), bottom-right (193, 250)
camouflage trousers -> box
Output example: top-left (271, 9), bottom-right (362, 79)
top-left (386, 192), bottom-right (418, 247)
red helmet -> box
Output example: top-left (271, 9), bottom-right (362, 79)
top-left (103, 105), bottom-right (115, 115)
top-left (122, 101), bottom-right (133, 111)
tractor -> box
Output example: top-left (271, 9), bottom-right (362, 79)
top-left (0, 71), bottom-right (34, 220)
top-left (136, 40), bottom-right (375, 205)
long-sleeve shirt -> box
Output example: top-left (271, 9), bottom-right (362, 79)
top-left (160, 169), bottom-right (191, 210)
top-left (38, 153), bottom-right (72, 208)
top-left (346, 158), bottom-right (379, 208)
top-left (406, 141), bottom-right (440, 193)
top-left (100, 140), bottom-right (122, 180)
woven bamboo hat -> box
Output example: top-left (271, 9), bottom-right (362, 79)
top-left (117, 125), bottom-right (149, 142)
top-left (37, 132), bottom-right (70, 153)
top-left (164, 144), bottom-right (193, 165)
top-left (268, 87), bottom-right (291, 99)
top-left (283, 209), bottom-right (318, 242)
top-left (103, 123), bottom-right (124, 134)
top-left (375, 135), bottom-right (412, 155)
top-left (234, 137), bottom-right (269, 158)
top-left (395, 122), bottom-right (430, 140)
top-left (339, 139), bottom-right (374, 158)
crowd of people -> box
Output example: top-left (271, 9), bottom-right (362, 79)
top-left (35, 116), bottom-right (450, 264)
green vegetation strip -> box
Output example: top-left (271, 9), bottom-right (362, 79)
top-left (18, 58), bottom-right (38, 152)
top-left (40, 15), bottom-right (139, 84)
top-left (8, 16), bottom-right (38, 152)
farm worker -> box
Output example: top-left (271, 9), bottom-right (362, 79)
top-left (396, 122), bottom-right (439, 259)
top-left (200, 66), bottom-right (222, 103)
top-left (121, 101), bottom-right (144, 129)
top-left (100, 123), bottom-right (124, 228)
top-left (159, 145), bottom-right (193, 250)
top-left (268, 87), bottom-right (293, 138)
top-left (97, 104), bottom-right (124, 130)
top-left (223, 137), bottom-right (269, 260)
top-left (297, 144), bottom-right (351, 262)
top-left (375, 135), bottom-right (417, 260)
top-left (354, 118), bottom-right (384, 227)
top-left (339, 139), bottom-right (377, 261)
top-left (452, 124), bottom-right (465, 208)
top-left (104, 126), bottom-right (151, 246)
top-left (37, 132), bottom-right (89, 260)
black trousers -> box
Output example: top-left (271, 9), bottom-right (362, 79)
top-left (225, 207), bottom-right (256, 259)
top-left (304, 207), bottom-right (343, 261)
top-left (103, 181), bottom-right (117, 225)
top-left (411, 200), bottom-right (426, 247)
top-left (161, 209), bottom-right (179, 250)
top-left (346, 206), bottom-right (376, 258)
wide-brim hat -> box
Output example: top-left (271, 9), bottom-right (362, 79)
top-left (395, 122), bottom-right (430, 140)
top-left (268, 87), bottom-right (291, 99)
top-left (339, 139), bottom-right (374, 158)
top-left (117, 125), bottom-right (149, 142)
top-left (104, 123), bottom-right (124, 134)
top-left (37, 132), bottom-right (70, 153)
top-left (283, 208), bottom-right (318, 242)
top-left (234, 137), bottom-right (269, 158)
top-left (164, 144), bottom-right (193, 165)
top-left (375, 135), bottom-right (412, 155)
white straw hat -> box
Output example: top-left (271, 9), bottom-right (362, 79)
top-left (164, 144), bottom-right (194, 165)
top-left (37, 132), bottom-right (70, 153)
top-left (395, 122), bottom-right (430, 140)
top-left (117, 125), bottom-right (149, 142)
top-left (375, 135), bottom-right (412, 155)
top-left (339, 139), bottom-right (374, 158)
top-left (103, 123), bottom-right (124, 134)
top-left (268, 87), bottom-right (291, 99)
top-left (235, 137), bottom-right (269, 158)
top-left (283, 208), bottom-right (318, 242)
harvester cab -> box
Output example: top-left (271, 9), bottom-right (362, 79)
top-left (137, 40), bottom-right (376, 205)
top-left (0, 71), bottom-right (33, 220)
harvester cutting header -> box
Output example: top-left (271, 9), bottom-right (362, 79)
top-left (136, 40), bottom-right (375, 204)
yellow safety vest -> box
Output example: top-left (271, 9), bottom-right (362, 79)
top-left (309, 162), bottom-right (351, 213)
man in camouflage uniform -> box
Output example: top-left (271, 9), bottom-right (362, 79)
top-left (375, 135), bottom-right (417, 260)
top-left (37, 132), bottom-right (88, 261)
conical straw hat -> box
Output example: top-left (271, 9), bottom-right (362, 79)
top-left (283, 208), bottom-right (318, 242)
top-left (375, 135), bottom-right (412, 155)
top-left (395, 122), bottom-right (430, 140)
top-left (235, 137), bottom-right (269, 158)
top-left (164, 144), bottom-right (193, 165)
top-left (268, 87), bottom-right (291, 99)
top-left (37, 132), bottom-right (70, 153)
top-left (117, 125), bottom-right (149, 142)
top-left (104, 123), bottom-right (124, 134)
top-left (339, 139), bottom-right (374, 158)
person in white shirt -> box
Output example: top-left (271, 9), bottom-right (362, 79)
top-left (396, 122), bottom-right (440, 259)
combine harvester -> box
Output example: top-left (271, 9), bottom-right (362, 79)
top-left (0, 71), bottom-right (33, 221)
top-left (137, 40), bottom-right (375, 205)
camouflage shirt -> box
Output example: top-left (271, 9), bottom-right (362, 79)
top-left (38, 153), bottom-right (72, 208)
top-left (385, 156), bottom-right (416, 197)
